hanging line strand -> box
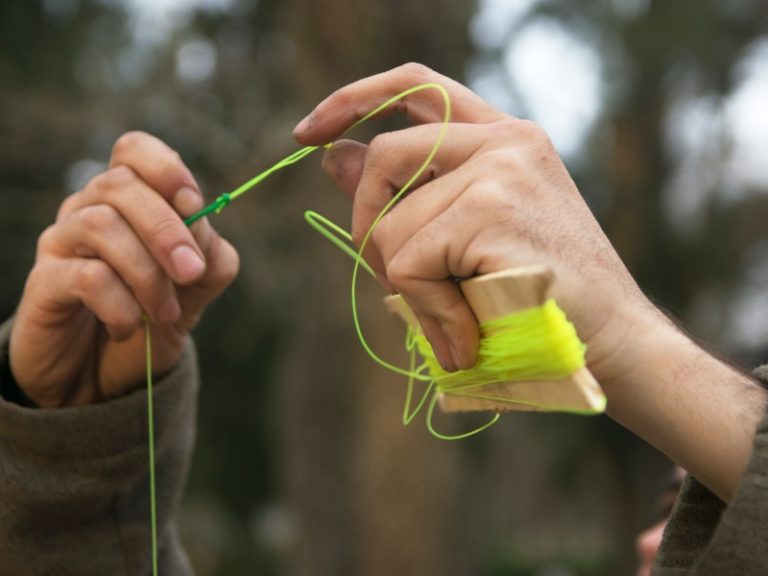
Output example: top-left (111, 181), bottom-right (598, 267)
top-left (143, 317), bottom-right (159, 576)
top-left (143, 84), bottom-right (451, 575)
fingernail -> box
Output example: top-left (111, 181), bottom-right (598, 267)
top-left (174, 186), bottom-right (203, 217)
top-left (435, 342), bottom-right (458, 373)
top-left (293, 113), bottom-right (312, 135)
top-left (170, 245), bottom-right (205, 283)
top-left (448, 340), bottom-right (472, 371)
top-left (441, 322), bottom-right (474, 371)
top-left (156, 295), bottom-right (181, 324)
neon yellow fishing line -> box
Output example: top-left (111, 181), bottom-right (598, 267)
top-left (417, 300), bottom-right (586, 390)
top-left (393, 300), bottom-right (591, 440)
top-left (143, 317), bottom-right (158, 576)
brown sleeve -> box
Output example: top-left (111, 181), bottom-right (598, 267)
top-left (0, 318), bottom-right (198, 576)
top-left (653, 365), bottom-right (768, 576)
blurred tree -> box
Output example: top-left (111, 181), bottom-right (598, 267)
top-left (275, 2), bottom-right (481, 575)
top-left (525, 0), bottom-right (768, 334)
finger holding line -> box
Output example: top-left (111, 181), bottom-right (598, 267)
top-left (109, 131), bottom-right (204, 216)
top-left (39, 204), bottom-right (180, 326)
top-left (381, 212), bottom-right (488, 371)
top-left (294, 62), bottom-right (506, 146)
top-left (320, 123), bottom-right (490, 282)
top-left (25, 255), bottom-right (145, 343)
top-left (349, 123), bottom-right (489, 235)
top-left (63, 166), bottom-right (207, 286)
top-left (63, 144), bottom-right (238, 334)
top-left (107, 130), bottom-right (238, 300)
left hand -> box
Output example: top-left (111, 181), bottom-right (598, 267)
top-left (10, 132), bottom-right (239, 407)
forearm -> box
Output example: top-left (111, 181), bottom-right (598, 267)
top-left (603, 315), bottom-right (766, 503)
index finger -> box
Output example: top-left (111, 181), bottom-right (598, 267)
top-left (293, 63), bottom-right (506, 145)
top-left (109, 131), bottom-right (204, 218)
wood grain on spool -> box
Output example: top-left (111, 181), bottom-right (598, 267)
top-left (384, 266), bottom-right (606, 413)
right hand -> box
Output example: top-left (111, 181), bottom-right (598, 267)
top-left (10, 132), bottom-right (240, 408)
top-left (294, 63), bottom-right (657, 384)
top-left (296, 64), bottom-right (768, 503)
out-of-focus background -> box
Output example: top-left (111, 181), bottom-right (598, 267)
top-left (2, 0), bottom-right (767, 574)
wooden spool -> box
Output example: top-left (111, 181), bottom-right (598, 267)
top-left (383, 265), bottom-right (606, 414)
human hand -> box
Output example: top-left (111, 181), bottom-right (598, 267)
top-left (10, 132), bottom-right (239, 408)
top-left (294, 63), bottom-right (659, 386)
top-left (296, 64), bottom-right (768, 504)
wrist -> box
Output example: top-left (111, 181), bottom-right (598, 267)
top-left (598, 311), bottom-right (693, 422)
top-left (582, 297), bottom-right (672, 392)
top-left (598, 310), bottom-right (766, 502)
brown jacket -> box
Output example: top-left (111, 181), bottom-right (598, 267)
top-left (0, 319), bottom-right (197, 575)
top-left (653, 364), bottom-right (768, 575)
top-left (1, 318), bottom-right (766, 575)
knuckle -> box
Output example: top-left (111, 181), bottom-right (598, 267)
top-left (133, 264), bottom-right (167, 293)
top-left (475, 148), bottom-right (519, 179)
top-left (112, 303), bottom-right (140, 325)
top-left (36, 225), bottom-right (59, 255)
top-left (77, 260), bottom-right (113, 295)
top-left (111, 130), bottom-right (150, 158)
top-left (515, 119), bottom-right (543, 137)
top-left (84, 171), bottom-right (109, 194)
top-left (464, 181), bottom-right (513, 214)
top-left (160, 147), bottom-right (184, 174)
top-left (399, 62), bottom-right (435, 80)
top-left (367, 131), bottom-right (395, 162)
top-left (109, 309), bottom-right (143, 339)
top-left (493, 117), bottom-right (524, 136)
top-left (487, 181), bottom-right (517, 208)
top-left (90, 165), bottom-right (136, 195)
top-left (25, 262), bottom-right (49, 288)
top-left (516, 119), bottom-right (554, 149)
top-left (80, 204), bottom-right (120, 236)
top-left (149, 214), bottom-right (184, 246)
top-left (385, 254), bottom-right (412, 289)
top-left (57, 193), bottom-right (79, 220)
top-left (106, 165), bottom-right (136, 188)
top-left (492, 118), bottom-right (553, 149)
